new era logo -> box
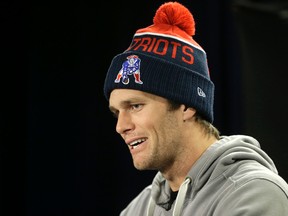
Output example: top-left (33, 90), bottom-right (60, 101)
top-left (197, 87), bottom-right (206, 98)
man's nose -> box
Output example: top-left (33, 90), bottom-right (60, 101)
top-left (116, 111), bottom-right (134, 134)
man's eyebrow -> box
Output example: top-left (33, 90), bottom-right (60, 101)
top-left (108, 99), bottom-right (134, 112)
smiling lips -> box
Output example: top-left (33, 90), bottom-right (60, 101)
top-left (128, 138), bottom-right (147, 149)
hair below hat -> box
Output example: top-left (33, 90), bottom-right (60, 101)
top-left (103, 1), bottom-right (215, 123)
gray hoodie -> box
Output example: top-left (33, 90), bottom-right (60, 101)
top-left (120, 135), bottom-right (288, 216)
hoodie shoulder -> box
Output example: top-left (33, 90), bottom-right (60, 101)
top-left (120, 184), bottom-right (152, 216)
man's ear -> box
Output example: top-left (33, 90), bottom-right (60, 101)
top-left (182, 105), bottom-right (196, 121)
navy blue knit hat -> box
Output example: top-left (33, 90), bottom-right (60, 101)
top-left (103, 1), bottom-right (215, 123)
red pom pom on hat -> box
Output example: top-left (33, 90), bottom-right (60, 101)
top-left (136, 1), bottom-right (202, 49)
top-left (153, 1), bottom-right (195, 36)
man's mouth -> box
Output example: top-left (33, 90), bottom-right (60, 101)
top-left (128, 138), bottom-right (146, 149)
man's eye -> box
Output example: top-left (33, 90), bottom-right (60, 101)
top-left (131, 104), bottom-right (142, 110)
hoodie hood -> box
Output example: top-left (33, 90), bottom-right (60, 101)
top-left (188, 135), bottom-right (278, 193)
top-left (147, 135), bottom-right (279, 215)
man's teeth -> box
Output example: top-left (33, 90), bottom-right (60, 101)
top-left (129, 139), bottom-right (146, 147)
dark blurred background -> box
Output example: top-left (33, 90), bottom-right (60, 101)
top-left (1, 0), bottom-right (288, 215)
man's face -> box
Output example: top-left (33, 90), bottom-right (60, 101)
top-left (109, 89), bottom-right (185, 171)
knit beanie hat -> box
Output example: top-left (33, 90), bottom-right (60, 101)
top-left (103, 1), bottom-right (215, 123)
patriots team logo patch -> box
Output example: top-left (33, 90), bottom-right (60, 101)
top-left (114, 55), bottom-right (143, 85)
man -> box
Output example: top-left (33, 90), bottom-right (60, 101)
top-left (103, 2), bottom-right (288, 215)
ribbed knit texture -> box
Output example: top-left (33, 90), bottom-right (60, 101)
top-left (103, 1), bottom-right (215, 122)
